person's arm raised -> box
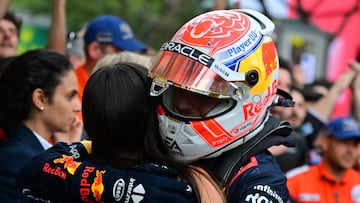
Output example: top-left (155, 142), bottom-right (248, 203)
top-left (46, 0), bottom-right (66, 54)
top-left (349, 60), bottom-right (360, 121)
top-left (311, 70), bottom-right (356, 120)
top-left (0, 0), bottom-right (11, 19)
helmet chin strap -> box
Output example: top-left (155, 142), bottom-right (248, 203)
top-left (197, 115), bottom-right (293, 186)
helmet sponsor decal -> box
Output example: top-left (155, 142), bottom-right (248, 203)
top-left (191, 119), bottom-right (235, 147)
top-left (164, 135), bottom-right (184, 156)
top-left (160, 42), bottom-right (214, 67)
top-left (262, 41), bottom-right (278, 80)
top-left (222, 31), bottom-right (263, 72)
top-left (242, 79), bottom-right (277, 121)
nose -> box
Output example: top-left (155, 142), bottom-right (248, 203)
top-left (174, 91), bottom-right (194, 114)
top-left (0, 28), bottom-right (13, 39)
top-left (74, 97), bottom-right (81, 113)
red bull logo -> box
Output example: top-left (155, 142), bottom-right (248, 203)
top-left (80, 166), bottom-right (95, 202)
top-left (262, 41), bottom-right (277, 80)
top-left (53, 154), bottom-right (81, 175)
top-left (42, 163), bottom-right (66, 179)
top-left (242, 79), bottom-right (277, 121)
top-left (91, 170), bottom-right (106, 202)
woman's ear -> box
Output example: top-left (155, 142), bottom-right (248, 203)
top-left (32, 88), bottom-right (46, 111)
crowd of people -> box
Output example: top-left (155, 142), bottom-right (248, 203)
top-left (1, 1), bottom-right (360, 203)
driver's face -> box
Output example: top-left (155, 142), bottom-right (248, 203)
top-left (173, 88), bottom-right (221, 117)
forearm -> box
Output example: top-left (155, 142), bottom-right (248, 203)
top-left (47, 0), bottom-right (66, 54)
top-left (311, 86), bottom-right (342, 120)
top-left (349, 60), bottom-right (360, 121)
top-left (353, 89), bottom-right (360, 121)
top-left (312, 70), bottom-right (356, 120)
top-left (0, 0), bottom-right (11, 19)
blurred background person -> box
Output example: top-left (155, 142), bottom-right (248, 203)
top-left (0, 9), bottom-right (22, 58)
top-left (75, 14), bottom-right (149, 103)
top-left (271, 87), bottom-right (310, 173)
top-left (0, 0), bottom-right (67, 58)
top-left (287, 116), bottom-right (360, 203)
top-left (0, 49), bottom-right (81, 200)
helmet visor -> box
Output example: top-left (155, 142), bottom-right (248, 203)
top-left (149, 51), bottom-right (235, 98)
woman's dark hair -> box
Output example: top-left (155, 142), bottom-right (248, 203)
top-left (0, 49), bottom-right (72, 134)
top-left (83, 63), bottom-right (161, 165)
top-left (0, 56), bottom-right (17, 77)
top-left (82, 63), bottom-right (204, 201)
top-left (302, 79), bottom-right (332, 102)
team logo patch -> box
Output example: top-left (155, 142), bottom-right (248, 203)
top-left (113, 179), bottom-right (125, 201)
top-left (249, 184), bottom-right (284, 203)
top-left (125, 178), bottom-right (146, 203)
top-left (91, 170), bottom-right (106, 202)
top-left (53, 154), bottom-right (81, 175)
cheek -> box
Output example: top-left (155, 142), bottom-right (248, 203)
top-left (8, 35), bottom-right (18, 46)
top-left (13, 36), bottom-right (19, 43)
top-left (52, 99), bottom-right (74, 117)
top-left (199, 100), bottom-right (219, 116)
top-left (282, 109), bottom-right (293, 118)
top-left (200, 104), bottom-right (214, 116)
top-left (172, 94), bottom-right (181, 108)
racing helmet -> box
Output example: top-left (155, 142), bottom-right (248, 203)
top-left (149, 9), bottom-right (279, 164)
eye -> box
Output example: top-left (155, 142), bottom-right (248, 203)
top-left (67, 91), bottom-right (77, 101)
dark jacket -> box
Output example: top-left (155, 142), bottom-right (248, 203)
top-left (0, 124), bottom-right (44, 201)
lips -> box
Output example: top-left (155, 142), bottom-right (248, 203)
top-left (69, 117), bottom-right (76, 125)
top-left (0, 43), bottom-right (14, 49)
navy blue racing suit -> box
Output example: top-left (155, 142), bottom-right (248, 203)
top-left (197, 115), bottom-right (294, 203)
top-left (17, 142), bottom-right (194, 203)
top-left (17, 116), bottom-right (293, 203)
top-left (227, 151), bottom-right (288, 203)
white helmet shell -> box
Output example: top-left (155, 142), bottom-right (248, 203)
top-left (149, 9), bottom-right (279, 164)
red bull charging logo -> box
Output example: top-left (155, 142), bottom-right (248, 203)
top-left (91, 170), bottom-right (106, 202)
top-left (53, 154), bottom-right (81, 175)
